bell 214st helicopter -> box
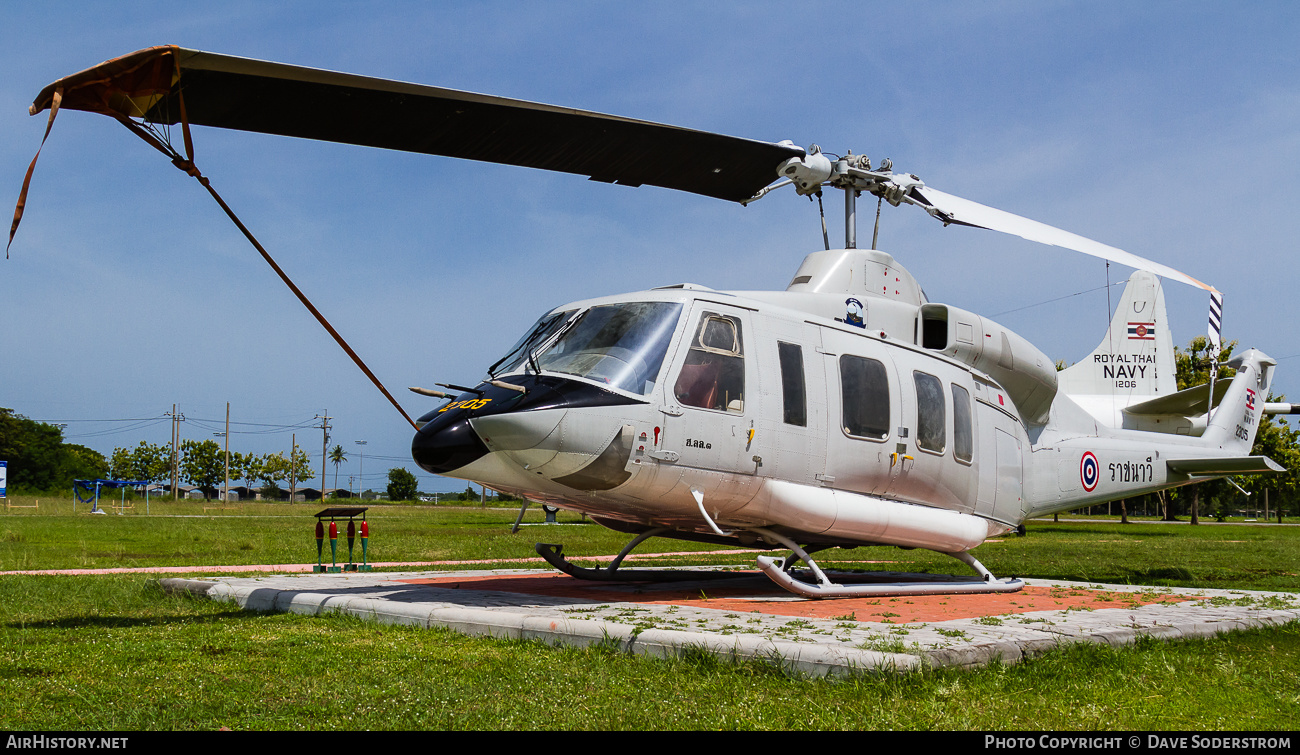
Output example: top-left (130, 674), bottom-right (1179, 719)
top-left (13, 47), bottom-right (1294, 598)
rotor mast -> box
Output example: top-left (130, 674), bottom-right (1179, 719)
top-left (844, 185), bottom-right (856, 249)
top-left (773, 147), bottom-right (922, 250)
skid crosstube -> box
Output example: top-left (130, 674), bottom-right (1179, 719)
top-left (534, 543), bottom-right (755, 583)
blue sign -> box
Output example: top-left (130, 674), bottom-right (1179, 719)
top-left (0, 460), bottom-right (6, 498)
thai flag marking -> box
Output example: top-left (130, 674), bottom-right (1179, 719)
top-left (1127, 322), bottom-right (1155, 340)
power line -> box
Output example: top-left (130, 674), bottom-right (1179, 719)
top-left (61, 418), bottom-right (169, 439)
top-left (990, 281), bottom-right (1122, 318)
top-left (186, 416), bottom-right (321, 435)
top-left (34, 415), bottom-right (167, 423)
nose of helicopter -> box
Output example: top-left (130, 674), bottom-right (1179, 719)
top-left (410, 375), bottom-right (647, 478)
top-left (410, 380), bottom-right (558, 475)
top-left (410, 411), bottom-right (490, 475)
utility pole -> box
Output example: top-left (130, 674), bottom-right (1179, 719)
top-left (222, 402), bottom-right (230, 504)
top-left (166, 405), bottom-right (184, 499)
top-left (290, 433), bottom-right (297, 503)
top-left (316, 411), bottom-right (331, 503)
top-left (355, 439), bottom-right (367, 500)
top-left (170, 403), bottom-right (177, 498)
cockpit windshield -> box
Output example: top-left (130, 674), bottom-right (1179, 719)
top-left (535, 302), bottom-right (683, 395)
top-left (488, 309), bottom-right (575, 377)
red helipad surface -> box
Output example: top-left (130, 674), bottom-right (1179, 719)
top-left (397, 572), bottom-right (1191, 622)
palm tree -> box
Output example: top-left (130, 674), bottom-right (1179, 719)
top-left (328, 444), bottom-right (348, 497)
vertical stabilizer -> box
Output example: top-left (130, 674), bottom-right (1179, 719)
top-left (1203, 349), bottom-right (1276, 455)
top-left (1057, 271), bottom-right (1176, 426)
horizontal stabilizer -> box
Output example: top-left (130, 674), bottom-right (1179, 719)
top-left (1124, 381), bottom-right (1231, 418)
top-left (1166, 456), bottom-right (1284, 476)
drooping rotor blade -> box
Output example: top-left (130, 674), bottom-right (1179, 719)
top-left (28, 46), bottom-right (803, 202)
top-left (907, 185), bottom-right (1218, 293)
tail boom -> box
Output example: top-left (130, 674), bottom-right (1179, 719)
top-left (1027, 348), bottom-right (1282, 518)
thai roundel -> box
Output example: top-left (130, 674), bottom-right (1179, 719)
top-left (1080, 451), bottom-right (1100, 492)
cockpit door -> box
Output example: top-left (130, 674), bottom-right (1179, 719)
top-left (656, 301), bottom-right (756, 476)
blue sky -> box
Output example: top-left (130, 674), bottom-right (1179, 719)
top-left (3, 2), bottom-right (1299, 493)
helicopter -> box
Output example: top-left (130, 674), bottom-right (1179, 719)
top-left (11, 46), bottom-right (1290, 598)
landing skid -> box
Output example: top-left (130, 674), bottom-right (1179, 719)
top-left (534, 542), bottom-right (755, 583)
top-left (752, 527), bottom-right (1024, 598)
top-left (538, 525), bottom-right (1023, 598)
top-left (754, 527), bottom-right (1024, 597)
top-left (757, 555), bottom-right (1024, 598)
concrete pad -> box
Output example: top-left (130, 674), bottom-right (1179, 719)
top-left (161, 568), bottom-right (1300, 677)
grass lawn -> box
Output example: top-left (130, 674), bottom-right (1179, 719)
top-left (4, 497), bottom-right (1298, 592)
top-left (0, 495), bottom-right (1297, 729)
top-left (0, 497), bottom-right (652, 571)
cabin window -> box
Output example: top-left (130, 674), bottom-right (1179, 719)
top-left (674, 313), bottom-right (746, 413)
top-left (952, 383), bottom-right (973, 464)
top-left (777, 341), bottom-right (806, 427)
top-left (914, 371), bottom-right (946, 454)
top-left (840, 355), bottom-right (889, 440)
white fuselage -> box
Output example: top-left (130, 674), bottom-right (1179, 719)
top-left (414, 249), bottom-right (1272, 553)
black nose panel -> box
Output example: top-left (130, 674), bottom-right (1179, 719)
top-left (410, 375), bottom-right (647, 475)
top-left (412, 414), bottom-right (489, 474)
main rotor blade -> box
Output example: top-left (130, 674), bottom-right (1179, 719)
top-left (909, 185), bottom-right (1217, 293)
top-left (29, 46), bottom-right (803, 203)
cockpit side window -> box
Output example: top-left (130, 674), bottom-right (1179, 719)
top-left (674, 313), bottom-right (745, 413)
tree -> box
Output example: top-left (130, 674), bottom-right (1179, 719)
top-left (289, 446), bottom-right (315, 485)
top-left (1175, 336), bottom-right (1236, 391)
top-left (1171, 337), bottom-right (1236, 523)
top-left (62, 444), bottom-right (108, 483)
top-left (258, 452), bottom-right (290, 500)
top-left (108, 447), bottom-right (133, 481)
top-left (229, 451), bottom-right (265, 497)
top-left (1240, 396), bottom-right (1300, 517)
top-left (387, 468), bottom-right (418, 501)
top-left (180, 439), bottom-right (224, 500)
top-left (108, 441), bottom-right (169, 482)
top-left (256, 447), bottom-right (315, 501)
top-left (328, 444), bottom-right (348, 496)
top-left (0, 408), bottom-right (107, 492)
top-left (0, 408), bottom-right (65, 491)
top-left (1171, 336), bottom-right (1300, 522)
